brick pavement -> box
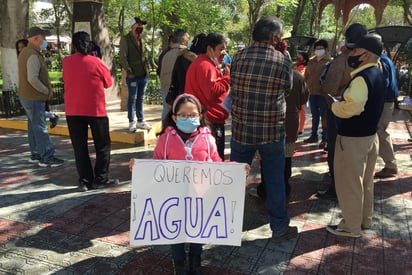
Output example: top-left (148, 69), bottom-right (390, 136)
top-left (0, 107), bottom-right (411, 275)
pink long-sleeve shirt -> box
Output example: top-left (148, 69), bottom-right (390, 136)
top-left (153, 126), bottom-right (222, 162)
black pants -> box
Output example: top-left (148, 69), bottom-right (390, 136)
top-left (66, 116), bottom-right (111, 184)
top-left (326, 109), bottom-right (337, 192)
top-left (211, 123), bottom-right (225, 160)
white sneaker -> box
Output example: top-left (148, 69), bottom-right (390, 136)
top-left (129, 121), bottom-right (137, 132)
top-left (137, 121), bottom-right (152, 130)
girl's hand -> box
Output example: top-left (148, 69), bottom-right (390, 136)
top-left (129, 158), bottom-right (135, 172)
top-left (244, 164), bottom-right (250, 177)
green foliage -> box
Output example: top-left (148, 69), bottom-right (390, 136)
top-left (144, 72), bottom-right (162, 105)
top-left (49, 71), bottom-right (62, 84)
top-left (283, 1), bottom-right (314, 36)
top-left (380, 5), bottom-right (405, 26)
top-left (31, 0), bottom-right (71, 35)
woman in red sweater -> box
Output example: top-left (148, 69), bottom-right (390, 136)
top-left (185, 33), bottom-right (230, 160)
top-left (63, 31), bottom-right (118, 191)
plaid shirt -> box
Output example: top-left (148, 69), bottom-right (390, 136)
top-left (230, 42), bottom-right (292, 145)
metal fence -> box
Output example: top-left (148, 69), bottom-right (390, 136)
top-left (0, 81), bottom-right (162, 118)
top-left (0, 83), bottom-right (65, 118)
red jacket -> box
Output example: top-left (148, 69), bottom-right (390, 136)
top-left (63, 52), bottom-right (112, 117)
top-left (153, 126), bottom-right (222, 162)
top-left (185, 54), bottom-right (230, 124)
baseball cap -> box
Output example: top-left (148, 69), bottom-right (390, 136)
top-left (130, 17), bottom-right (147, 26)
top-left (345, 23), bottom-right (367, 49)
top-left (353, 34), bottom-right (383, 56)
top-left (27, 27), bottom-right (48, 38)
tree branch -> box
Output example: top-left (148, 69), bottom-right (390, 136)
top-left (62, 0), bottom-right (73, 19)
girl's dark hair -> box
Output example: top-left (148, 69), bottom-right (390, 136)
top-left (15, 39), bottom-right (28, 56)
top-left (160, 94), bottom-right (208, 135)
top-left (203, 33), bottom-right (226, 53)
top-left (190, 33), bottom-right (207, 54)
top-left (72, 31), bottom-right (90, 55)
top-left (298, 51), bottom-right (309, 65)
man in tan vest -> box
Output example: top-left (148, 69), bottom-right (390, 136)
top-left (18, 26), bottom-right (64, 167)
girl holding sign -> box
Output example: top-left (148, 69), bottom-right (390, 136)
top-left (130, 93), bottom-right (221, 275)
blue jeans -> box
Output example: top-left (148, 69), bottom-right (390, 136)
top-left (309, 95), bottom-right (327, 141)
top-left (230, 138), bottom-right (290, 234)
top-left (126, 76), bottom-right (148, 122)
top-left (19, 98), bottom-right (55, 162)
top-left (171, 243), bottom-right (202, 261)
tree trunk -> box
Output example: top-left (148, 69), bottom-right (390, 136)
top-left (309, 0), bottom-right (319, 37)
top-left (291, 0), bottom-right (307, 37)
top-left (62, 0), bottom-right (73, 20)
top-left (403, 0), bottom-right (412, 25)
top-left (0, 0), bottom-right (29, 92)
top-left (73, 0), bottom-right (119, 101)
top-left (247, 0), bottom-right (265, 44)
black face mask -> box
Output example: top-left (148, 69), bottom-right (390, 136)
top-left (135, 27), bottom-right (143, 34)
top-left (347, 53), bottom-right (365, 69)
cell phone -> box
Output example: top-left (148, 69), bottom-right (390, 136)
top-left (328, 94), bottom-right (339, 102)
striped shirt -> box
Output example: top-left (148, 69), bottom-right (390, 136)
top-left (230, 42), bottom-right (292, 145)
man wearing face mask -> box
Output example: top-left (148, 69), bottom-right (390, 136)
top-left (317, 23), bottom-right (367, 200)
top-left (18, 27), bottom-right (64, 167)
top-left (326, 35), bottom-right (385, 237)
top-left (304, 39), bottom-right (331, 148)
top-left (119, 17), bottom-right (152, 132)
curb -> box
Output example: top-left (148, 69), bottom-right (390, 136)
top-left (0, 118), bottom-right (158, 146)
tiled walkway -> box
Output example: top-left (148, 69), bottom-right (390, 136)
top-left (0, 107), bottom-right (411, 274)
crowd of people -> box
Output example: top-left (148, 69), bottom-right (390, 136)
top-left (16, 16), bottom-right (400, 275)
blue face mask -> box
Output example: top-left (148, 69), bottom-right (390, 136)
top-left (176, 118), bottom-right (200, 133)
top-left (41, 40), bottom-right (48, 51)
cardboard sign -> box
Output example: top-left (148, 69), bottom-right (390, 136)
top-left (130, 160), bottom-right (246, 246)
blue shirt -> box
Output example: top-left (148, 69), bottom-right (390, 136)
top-left (380, 53), bottom-right (399, 102)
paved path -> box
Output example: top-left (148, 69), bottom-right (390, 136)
top-left (0, 106), bottom-right (411, 274)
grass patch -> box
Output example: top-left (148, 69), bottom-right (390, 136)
top-left (49, 71), bottom-right (62, 84)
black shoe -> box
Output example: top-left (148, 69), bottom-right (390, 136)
top-left (50, 114), bottom-right (59, 129)
top-left (271, 226), bottom-right (298, 242)
top-left (78, 179), bottom-right (95, 192)
top-left (316, 189), bottom-right (337, 200)
top-left (93, 178), bottom-right (119, 189)
top-left (38, 156), bottom-right (64, 167)
top-left (304, 136), bottom-right (318, 143)
top-left (326, 225), bottom-right (360, 238)
top-left (374, 168), bottom-right (397, 178)
top-left (28, 155), bottom-right (41, 163)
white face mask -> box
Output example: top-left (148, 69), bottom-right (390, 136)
top-left (314, 49), bottom-right (325, 57)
